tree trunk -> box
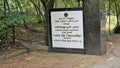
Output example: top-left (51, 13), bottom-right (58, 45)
top-left (41, 0), bottom-right (55, 45)
top-left (114, 1), bottom-right (120, 26)
top-left (114, 1), bottom-right (120, 33)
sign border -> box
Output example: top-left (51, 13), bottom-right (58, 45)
top-left (48, 8), bottom-right (85, 53)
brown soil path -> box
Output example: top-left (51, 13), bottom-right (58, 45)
top-left (0, 34), bottom-right (120, 68)
top-left (93, 34), bottom-right (120, 68)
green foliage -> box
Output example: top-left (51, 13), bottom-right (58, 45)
top-left (55, 0), bottom-right (83, 8)
top-left (0, 11), bottom-right (26, 35)
top-left (106, 16), bottom-right (117, 32)
top-left (0, 0), bottom-right (84, 41)
top-left (0, 0), bottom-right (33, 38)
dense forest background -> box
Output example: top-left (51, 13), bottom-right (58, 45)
top-left (0, 0), bottom-right (120, 47)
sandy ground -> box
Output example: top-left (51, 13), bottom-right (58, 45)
top-left (0, 34), bottom-right (120, 68)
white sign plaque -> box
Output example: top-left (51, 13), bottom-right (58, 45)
top-left (50, 10), bottom-right (84, 49)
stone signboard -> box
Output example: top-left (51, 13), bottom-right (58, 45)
top-left (48, 0), bottom-right (106, 55)
top-left (49, 8), bottom-right (85, 53)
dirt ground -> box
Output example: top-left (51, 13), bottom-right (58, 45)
top-left (0, 28), bottom-right (120, 68)
top-left (0, 34), bottom-right (119, 68)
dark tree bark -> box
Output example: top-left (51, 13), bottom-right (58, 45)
top-left (41, 0), bottom-right (55, 45)
top-left (114, 1), bottom-right (120, 33)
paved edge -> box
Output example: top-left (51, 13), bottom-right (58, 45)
top-left (0, 49), bottom-right (28, 61)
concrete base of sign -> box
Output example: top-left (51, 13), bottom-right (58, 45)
top-left (49, 48), bottom-right (85, 54)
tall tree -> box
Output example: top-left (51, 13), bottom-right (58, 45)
top-left (41, 0), bottom-right (55, 45)
top-left (110, 0), bottom-right (120, 33)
